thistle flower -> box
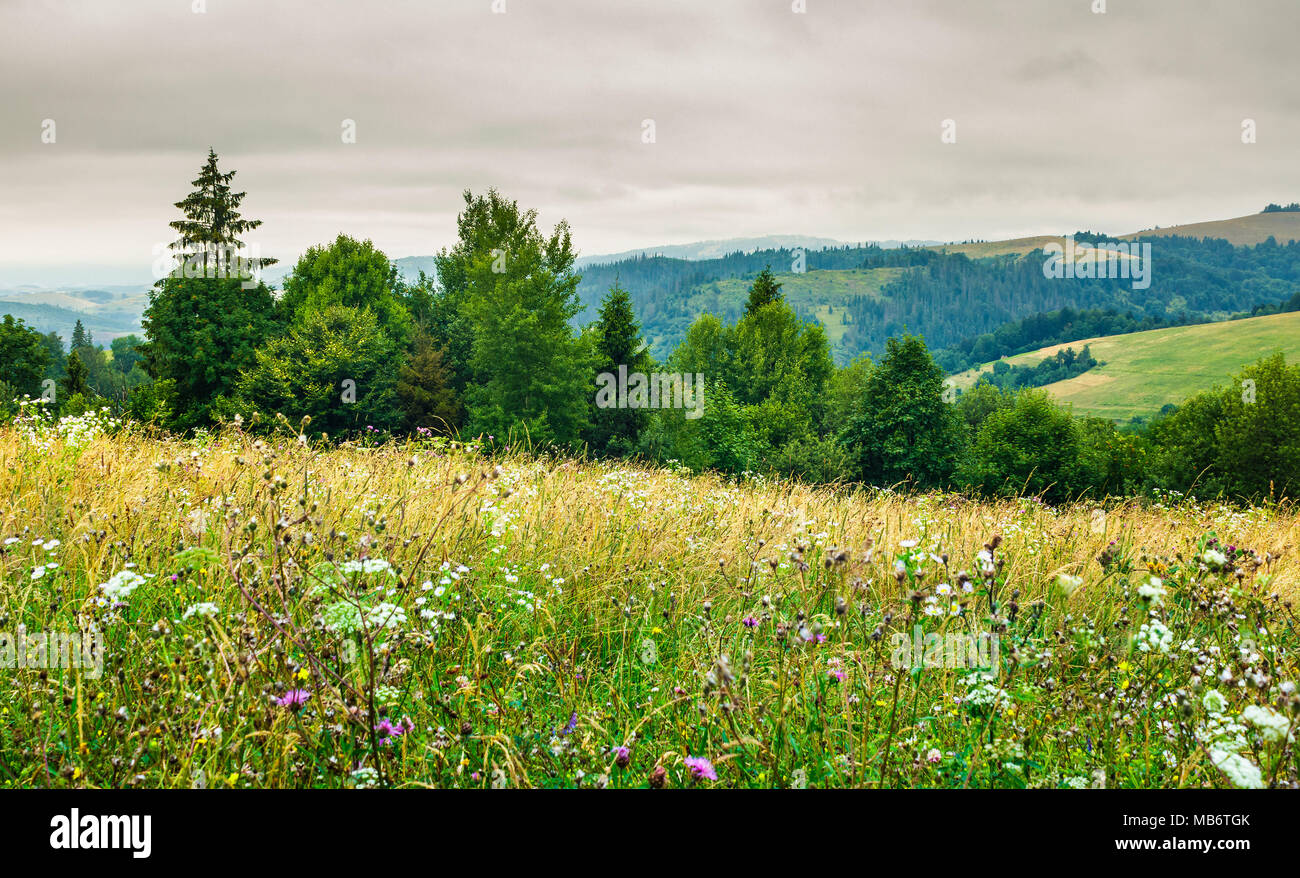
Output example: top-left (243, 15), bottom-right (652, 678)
top-left (684, 756), bottom-right (717, 782)
top-left (375, 716), bottom-right (414, 745)
top-left (277, 689), bottom-right (310, 711)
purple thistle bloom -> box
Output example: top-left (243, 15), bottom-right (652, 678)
top-left (614, 746), bottom-right (631, 769)
top-left (374, 716), bottom-right (414, 745)
top-left (684, 756), bottom-right (717, 781)
top-left (742, 616), bottom-right (759, 628)
top-left (276, 689), bottom-right (310, 710)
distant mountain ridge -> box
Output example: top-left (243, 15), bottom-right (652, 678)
top-left (573, 235), bottom-right (941, 267)
top-left (5, 213), bottom-right (1299, 360)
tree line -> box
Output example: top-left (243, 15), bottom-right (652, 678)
top-left (3, 152), bottom-right (1299, 504)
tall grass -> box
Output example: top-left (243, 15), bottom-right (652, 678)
top-left (1, 423), bottom-right (1297, 788)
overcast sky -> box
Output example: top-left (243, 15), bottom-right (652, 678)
top-left (2, 0), bottom-right (1297, 285)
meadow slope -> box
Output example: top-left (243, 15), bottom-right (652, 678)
top-left (952, 311), bottom-right (1300, 420)
top-left (2, 425), bottom-right (1298, 788)
top-left (931, 211), bottom-right (1300, 259)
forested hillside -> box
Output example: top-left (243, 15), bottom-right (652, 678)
top-left (576, 233), bottom-right (1300, 363)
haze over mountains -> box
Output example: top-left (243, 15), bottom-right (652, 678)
top-left (0, 233), bottom-right (937, 343)
top-left (4, 211), bottom-right (1299, 373)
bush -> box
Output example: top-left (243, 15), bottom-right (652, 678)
top-left (961, 390), bottom-right (1084, 503)
top-left (763, 434), bottom-right (852, 484)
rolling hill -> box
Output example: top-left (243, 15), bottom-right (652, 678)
top-left (929, 210), bottom-right (1300, 259)
top-left (1118, 210), bottom-right (1300, 247)
top-left (0, 286), bottom-right (150, 345)
top-left (952, 311), bottom-right (1300, 420)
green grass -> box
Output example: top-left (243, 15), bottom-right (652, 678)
top-left (952, 312), bottom-right (1300, 420)
top-left (3, 422), bottom-right (1298, 789)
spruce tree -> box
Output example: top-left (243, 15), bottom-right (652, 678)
top-left (59, 350), bottom-right (91, 400)
top-left (71, 319), bottom-right (91, 351)
top-left (587, 282), bottom-right (652, 454)
top-left (744, 266), bottom-right (783, 315)
top-left (396, 329), bottom-right (462, 432)
top-left (143, 151), bottom-right (278, 431)
top-left (169, 148), bottom-right (277, 272)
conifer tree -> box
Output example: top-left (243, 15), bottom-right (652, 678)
top-left (744, 266), bottom-right (783, 315)
top-left (396, 329), bottom-right (462, 432)
top-left (59, 350), bottom-right (91, 400)
top-left (168, 148), bottom-right (276, 272)
top-left (143, 151), bottom-right (278, 430)
top-left (587, 282), bottom-right (652, 454)
top-left (71, 319), bottom-right (91, 351)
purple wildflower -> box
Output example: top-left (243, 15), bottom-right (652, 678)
top-left (684, 756), bottom-right (717, 781)
top-left (375, 716), bottom-right (414, 745)
top-left (276, 689), bottom-right (310, 710)
top-left (742, 616), bottom-right (759, 628)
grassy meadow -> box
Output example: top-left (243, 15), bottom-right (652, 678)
top-left (930, 211), bottom-right (1300, 259)
top-left (952, 311), bottom-right (1300, 420)
top-left (2, 421), bottom-right (1299, 789)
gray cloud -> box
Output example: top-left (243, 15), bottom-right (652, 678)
top-left (1, 0), bottom-right (1297, 283)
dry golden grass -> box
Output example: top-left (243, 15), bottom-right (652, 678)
top-left (4, 425), bottom-right (1299, 789)
top-left (5, 426), bottom-right (1299, 612)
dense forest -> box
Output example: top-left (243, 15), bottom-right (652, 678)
top-left (3, 152), bottom-right (1300, 504)
top-left (576, 231), bottom-right (1300, 365)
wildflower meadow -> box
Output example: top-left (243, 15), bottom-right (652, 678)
top-left (2, 418), bottom-right (1296, 790)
